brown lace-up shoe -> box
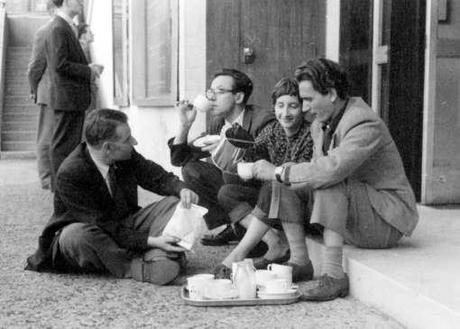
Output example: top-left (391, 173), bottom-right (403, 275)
top-left (300, 273), bottom-right (349, 301)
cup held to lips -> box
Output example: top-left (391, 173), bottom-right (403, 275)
top-left (193, 94), bottom-right (212, 112)
top-left (237, 162), bottom-right (254, 180)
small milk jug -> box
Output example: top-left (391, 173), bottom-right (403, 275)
top-left (233, 260), bottom-right (257, 299)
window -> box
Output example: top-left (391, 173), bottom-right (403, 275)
top-left (130, 0), bottom-right (178, 106)
top-left (113, 0), bottom-right (129, 106)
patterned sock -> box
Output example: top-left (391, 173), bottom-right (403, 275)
top-left (321, 246), bottom-right (345, 279)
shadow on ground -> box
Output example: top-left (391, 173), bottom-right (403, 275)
top-left (0, 179), bottom-right (404, 328)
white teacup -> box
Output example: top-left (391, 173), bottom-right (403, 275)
top-left (193, 94), bottom-right (212, 112)
top-left (187, 274), bottom-right (214, 300)
top-left (264, 278), bottom-right (290, 294)
top-left (237, 162), bottom-right (254, 180)
top-left (255, 270), bottom-right (276, 287)
top-left (205, 279), bottom-right (235, 299)
top-left (267, 263), bottom-right (293, 287)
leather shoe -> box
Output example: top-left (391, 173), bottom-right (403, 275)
top-left (253, 250), bottom-right (291, 270)
top-left (201, 224), bottom-right (244, 246)
top-left (130, 258), bottom-right (180, 285)
top-left (285, 261), bottom-right (313, 282)
top-left (300, 273), bottom-right (349, 301)
top-left (213, 263), bottom-right (232, 279)
top-left (246, 241), bottom-right (268, 258)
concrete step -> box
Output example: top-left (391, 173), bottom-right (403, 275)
top-left (306, 205), bottom-right (460, 329)
top-left (2, 120), bottom-right (36, 130)
top-left (3, 104), bottom-right (37, 113)
top-left (1, 130), bottom-right (36, 142)
top-left (0, 141), bottom-right (35, 151)
top-left (4, 96), bottom-right (34, 106)
top-left (0, 151), bottom-right (36, 159)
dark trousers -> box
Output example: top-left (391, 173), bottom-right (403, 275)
top-left (55, 196), bottom-right (180, 278)
top-left (50, 110), bottom-right (85, 190)
top-left (181, 160), bottom-right (229, 229)
top-left (217, 183), bottom-right (259, 224)
top-left (36, 104), bottom-right (54, 188)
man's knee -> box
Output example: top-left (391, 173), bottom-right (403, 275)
top-left (217, 184), bottom-right (234, 205)
top-left (58, 223), bottom-right (100, 253)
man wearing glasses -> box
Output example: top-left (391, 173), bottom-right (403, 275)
top-left (169, 69), bottom-right (278, 251)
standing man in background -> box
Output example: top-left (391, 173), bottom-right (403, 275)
top-left (27, 2), bottom-right (55, 190)
top-left (46, 0), bottom-right (103, 189)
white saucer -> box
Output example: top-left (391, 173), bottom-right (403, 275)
top-left (257, 288), bottom-right (298, 299)
top-left (193, 135), bottom-right (221, 148)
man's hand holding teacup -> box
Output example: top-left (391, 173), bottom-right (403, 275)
top-left (252, 159), bottom-right (276, 181)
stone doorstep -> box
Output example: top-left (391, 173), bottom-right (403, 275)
top-left (306, 206), bottom-right (460, 329)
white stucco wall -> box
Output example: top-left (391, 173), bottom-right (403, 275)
top-left (88, 0), bottom-right (206, 175)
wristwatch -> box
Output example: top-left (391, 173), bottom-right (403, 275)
top-left (274, 166), bottom-right (284, 183)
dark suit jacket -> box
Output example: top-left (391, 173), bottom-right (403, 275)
top-left (25, 142), bottom-right (187, 272)
top-left (27, 19), bottom-right (52, 106)
top-left (168, 104), bottom-right (275, 167)
top-left (45, 15), bottom-right (91, 112)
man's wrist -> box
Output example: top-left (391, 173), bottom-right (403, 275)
top-left (275, 165), bottom-right (291, 186)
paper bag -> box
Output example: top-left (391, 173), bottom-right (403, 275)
top-left (162, 203), bottom-right (208, 250)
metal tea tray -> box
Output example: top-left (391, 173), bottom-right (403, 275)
top-left (181, 286), bottom-right (301, 307)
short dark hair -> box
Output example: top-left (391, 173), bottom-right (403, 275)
top-left (294, 58), bottom-right (349, 99)
top-left (213, 68), bottom-right (253, 104)
top-left (52, 0), bottom-right (64, 8)
top-left (271, 77), bottom-right (300, 105)
top-left (84, 109), bottom-right (128, 147)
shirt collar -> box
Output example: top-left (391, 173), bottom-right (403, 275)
top-left (88, 147), bottom-right (110, 180)
top-left (323, 98), bottom-right (349, 133)
top-left (225, 108), bottom-right (245, 127)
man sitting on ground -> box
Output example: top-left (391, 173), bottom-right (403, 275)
top-left (26, 109), bottom-right (199, 285)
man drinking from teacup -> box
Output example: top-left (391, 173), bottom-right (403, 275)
top-left (168, 69), bottom-right (288, 259)
top-left (216, 58), bottom-right (419, 302)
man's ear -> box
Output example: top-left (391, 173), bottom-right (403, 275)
top-left (102, 141), bottom-right (112, 154)
top-left (234, 91), bottom-right (245, 105)
top-left (328, 88), bottom-right (338, 103)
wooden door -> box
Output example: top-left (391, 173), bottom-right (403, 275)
top-left (206, 0), bottom-right (325, 110)
top-left (340, 0), bottom-right (425, 201)
top-left (423, 0), bottom-right (460, 204)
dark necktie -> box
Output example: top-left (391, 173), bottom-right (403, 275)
top-left (108, 164), bottom-right (130, 217)
top-left (321, 99), bottom-right (349, 155)
top-left (322, 124), bottom-right (333, 155)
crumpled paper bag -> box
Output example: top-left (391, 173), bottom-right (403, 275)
top-left (162, 203), bottom-right (208, 250)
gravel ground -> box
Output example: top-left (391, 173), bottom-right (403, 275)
top-left (0, 160), bottom-right (405, 329)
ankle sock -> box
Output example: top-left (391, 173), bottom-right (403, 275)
top-left (321, 246), bottom-right (345, 279)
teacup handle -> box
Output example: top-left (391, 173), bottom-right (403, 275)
top-left (267, 264), bottom-right (272, 271)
